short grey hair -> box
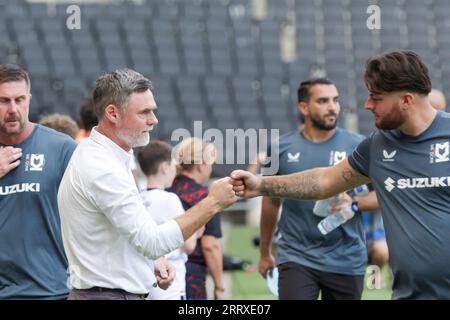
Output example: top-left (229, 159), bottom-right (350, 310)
top-left (92, 68), bottom-right (153, 118)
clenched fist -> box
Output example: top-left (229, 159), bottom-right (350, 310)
top-left (154, 257), bottom-right (176, 290)
top-left (230, 170), bottom-right (261, 199)
top-left (208, 177), bottom-right (237, 211)
top-left (0, 146), bottom-right (22, 178)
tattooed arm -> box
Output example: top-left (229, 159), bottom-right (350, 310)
top-left (230, 159), bottom-right (371, 200)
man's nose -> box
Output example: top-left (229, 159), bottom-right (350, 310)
top-left (149, 112), bottom-right (158, 126)
top-left (328, 100), bottom-right (338, 111)
top-left (364, 98), bottom-right (373, 110)
top-left (7, 101), bottom-right (20, 114)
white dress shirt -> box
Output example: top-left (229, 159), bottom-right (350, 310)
top-left (141, 189), bottom-right (188, 300)
top-left (57, 128), bottom-right (184, 294)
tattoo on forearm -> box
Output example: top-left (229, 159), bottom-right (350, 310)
top-left (341, 168), bottom-right (360, 184)
top-left (259, 170), bottom-right (321, 200)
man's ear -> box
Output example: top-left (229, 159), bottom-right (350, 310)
top-left (104, 104), bottom-right (120, 123)
top-left (298, 101), bottom-right (308, 116)
top-left (401, 92), bottom-right (415, 108)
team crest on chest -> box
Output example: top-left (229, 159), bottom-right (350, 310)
top-left (25, 154), bottom-right (45, 172)
top-left (329, 151), bottom-right (346, 165)
top-left (430, 141), bottom-right (450, 163)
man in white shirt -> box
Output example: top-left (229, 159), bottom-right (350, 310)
top-left (138, 140), bottom-right (200, 300)
top-left (57, 68), bottom-right (236, 300)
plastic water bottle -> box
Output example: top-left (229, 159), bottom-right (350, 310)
top-left (266, 268), bottom-right (279, 296)
top-left (313, 194), bottom-right (342, 217)
top-left (317, 203), bottom-right (357, 235)
top-left (354, 184), bottom-right (369, 196)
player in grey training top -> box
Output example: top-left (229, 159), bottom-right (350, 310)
top-left (260, 78), bottom-right (368, 300)
top-left (230, 50), bottom-right (450, 299)
top-left (0, 64), bottom-right (77, 299)
top-left (348, 111), bottom-right (450, 299)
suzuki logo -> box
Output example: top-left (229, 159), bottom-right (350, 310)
top-left (29, 154), bottom-right (45, 171)
top-left (0, 183), bottom-right (41, 195)
top-left (383, 176), bottom-right (450, 191)
top-left (287, 152), bottom-right (300, 162)
top-left (382, 150), bottom-right (397, 162)
top-left (384, 177), bottom-right (395, 192)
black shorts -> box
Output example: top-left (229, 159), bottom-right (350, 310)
top-left (278, 262), bottom-right (364, 300)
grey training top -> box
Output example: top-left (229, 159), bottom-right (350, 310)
top-left (348, 111), bottom-right (450, 299)
top-left (264, 128), bottom-right (367, 275)
top-left (0, 125), bottom-right (76, 299)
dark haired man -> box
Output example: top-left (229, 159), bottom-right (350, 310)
top-left (258, 78), bottom-right (374, 300)
top-left (232, 50), bottom-right (450, 299)
top-left (0, 64), bottom-right (77, 299)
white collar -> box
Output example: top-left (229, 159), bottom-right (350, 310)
top-left (89, 127), bottom-right (134, 168)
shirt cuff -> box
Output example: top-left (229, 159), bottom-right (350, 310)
top-left (160, 219), bottom-right (185, 249)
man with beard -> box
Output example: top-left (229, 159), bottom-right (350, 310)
top-left (258, 78), bottom-right (371, 300)
top-left (231, 50), bottom-right (450, 299)
top-left (57, 68), bottom-right (236, 300)
top-left (0, 64), bottom-right (77, 299)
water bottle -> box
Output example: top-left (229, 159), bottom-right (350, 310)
top-left (354, 184), bottom-right (369, 196)
top-left (266, 268), bottom-right (279, 296)
top-left (317, 203), bottom-right (358, 235)
top-left (313, 194), bottom-right (342, 217)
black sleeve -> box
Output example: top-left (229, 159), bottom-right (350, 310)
top-left (204, 214), bottom-right (222, 238)
top-left (179, 199), bottom-right (191, 211)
